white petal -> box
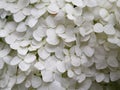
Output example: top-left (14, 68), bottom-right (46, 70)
top-left (30, 0), bottom-right (38, 4)
top-left (49, 81), bottom-right (65, 90)
top-left (72, 0), bottom-right (84, 7)
top-left (71, 55), bottom-right (81, 67)
top-left (25, 16), bottom-right (38, 28)
top-left (6, 0), bottom-right (16, 2)
top-left (63, 28), bottom-right (76, 42)
top-left (107, 36), bottom-right (119, 44)
top-left (104, 24), bottom-right (116, 35)
top-left (56, 61), bottom-right (66, 73)
top-left (81, 35), bottom-right (90, 42)
top-left (74, 7), bottom-right (82, 16)
top-left (17, 0), bottom-right (29, 9)
top-left (107, 56), bottom-right (119, 67)
top-left (5, 35), bottom-right (17, 44)
top-left (25, 80), bottom-right (31, 88)
top-left (10, 56), bottom-right (22, 65)
top-left (96, 73), bottom-right (105, 82)
top-left (99, 8), bottom-right (109, 18)
top-left (56, 0), bottom-right (65, 8)
top-left (67, 14), bottom-right (75, 20)
top-left (33, 30), bottom-right (42, 41)
top-left (45, 16), bottom-right (56, 28)
top-left (95, 61), bottom-right (107, 69)
top-left (37, 86), bottom-right (49, 90)
top-left (83, 46), bottom-right (94, 57)
top-left (79, 27), bottom-right (86, 37)
top-left (79, 79), bottom-right (92, 90)
top-left (16, 22), bottom-right (27, 32)
top-left (18, 47), bottom-right (28, 55)
top-left (64, 34), bottom-right (76, 42)
top-left (46, 29), bottom-right (59, 45)
top-left (22, 7), bottom-right (31, 16)
top-left (31, 8), bottom-right (46, 18)
top-left (13, 11), bottom-right (26, 22)
top-left (86, 0), bottom-right (97, 7)
top-left (65, 4), bottom-right (74, 14)
top-left (5, 3), bottom-right (20, 13)
top-left (74, 68), bottom-right (81, 75)
top-left (55, 47), bottom-right (64, 59)
top-left (110, 71), bottom-right (120, 81)
top-left (35, 3), bottom-right (47, 9)
top-left (5, 22), bottom-right (17, 33)
top-left (34, 62), bottom-right (45, 70)
top-left (36, 27), bottom-right (46, 37)
top-left (31, 75), bottom-right (42, 88)
top-left (45, 56), bottom-right (57, 71)
top-left (7, 65), bottom-right (17, 76)
top-left (56, 25), bottom-right (65, 35)
top-left (93, 23), bottom-right (104, 33)
top-left (109, 0), bottom-right (116, 2)
top-left (41, 70), bottom-right (53, 82)
top-left (47, 3), bottom-right (59, 14)
top-left (75, 46), bottom-right (82, 56)
top-left (81, 54), bottom-right (88, 65)
top-left (16, 73), bottom-right (26, 84)
top-left (10, 41), bottom-right (20, 49)
top-left (3, 56), bottom-right (12, 65)
top-left (24, 53), bottom-right (36, 63)
top-left (45, 44), bottom-right (57, 53)
top-left (117, 0), bottom-right (120, 7)
top-left (77, 74), bottom-right (86, 83)
top-left (7, 76), bottom-right (16, 88)
top-left (38, 48), bottom-right (50, 60)
top-left (20, 40), bottom-right (30, 47)
top-left (67, 70), bottom-right (74, 78)
top-left (19, 61), bottom-right (30, 71)
top-left (0, 30), bottom-right (8, 37)
top-left (104, 74), bottom-right (109, 83)
top-left (0, 45), bottom-right (11, 58)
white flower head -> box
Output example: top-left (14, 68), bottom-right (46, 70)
top-left (0, 0), bottom-right (120, 90)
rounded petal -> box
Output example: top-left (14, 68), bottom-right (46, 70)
top-left (47, 3), bottom-right (59, 14)
top-left (93, 23), bottom-right (104, 33)
top-left (10, 56), bottom-right (22, 65)
top-left (56, 61), bottom-right (66, 73)
top-left (24, 53), bottom-right (36, 63)
top-left (83, 46), bottom-right (94, 57)
top-left (16, 73), bottom-right (26, 84)
top-left (31, 75), bottom-right (42, 88)
top-left (104, 24), bottom-right (116, 35)
top-left (34, 62), bottom-right (45, 70)
top-left (16, 22), bottom-right (27, 32)
top-left (38, 48), bottom-right (50, 60)
top-left (13, 11), bottom-right (26, 22)
top-left (19, 61), bottom-right (30, 71)
top-left (71, 55), bottom-right (81, 67)
top-left (72, 0), bottom-right (84, 7)
top-left (41, 70), bottom-right (53, 82)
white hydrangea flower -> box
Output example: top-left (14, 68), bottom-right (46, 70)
top-left (0, 0), bottom-right (120, 90)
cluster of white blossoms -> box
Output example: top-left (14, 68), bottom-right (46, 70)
top-left (0, 0), bottom-right (120, 90)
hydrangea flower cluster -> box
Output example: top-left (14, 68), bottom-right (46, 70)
top-left (0, 0), bottom-right (120, 90)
